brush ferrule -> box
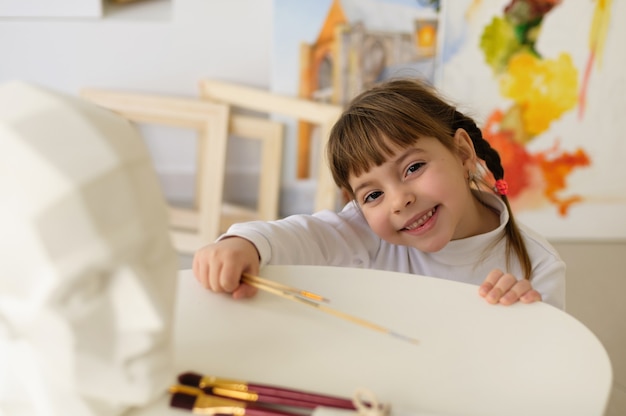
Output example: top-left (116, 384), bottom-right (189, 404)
top-left (170, 384), bottom-right (204, 396)
top-left (195, 395), bottom-right (247, 415)
top-left (201, 376), bottom-right (250, 392)
top-left (214, 386), bottom-right (259, 401)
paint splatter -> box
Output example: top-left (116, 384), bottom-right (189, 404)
top-left (477, 0), bottom-right (608, 216)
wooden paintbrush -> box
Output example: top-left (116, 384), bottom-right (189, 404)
top-left (243, 273), bottom-right (329, 303)
top-left (169, 384), bottom-right (305, 416)
top-left (178, 372), bottom-right (356, 410)
top-left (241, 273), bottom-right (419, 345)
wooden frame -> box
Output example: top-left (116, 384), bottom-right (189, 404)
top-left (220, 115), bottom-right (283, 227)
top-left (161, 113), bottom-right (284, 248)
top-left (80, 88), bottom-right (230, 253)
top-left (199, 79), bottom-right (343, 212)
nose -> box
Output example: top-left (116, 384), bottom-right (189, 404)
top-left (391, 186), bottom-right (415, 213)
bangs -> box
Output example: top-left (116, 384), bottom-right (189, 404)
top-left (328, 108), bottom-right (450, 195)
top-left (332, 114), bottom-right (396, 177)
top-left (327, 78), bottom-right (457, 196)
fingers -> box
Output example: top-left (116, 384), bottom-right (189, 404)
top-left (192, 237), bottom-right (261, 299)
top-left (519, 289), bottom-right (542, 304)
top-left (192, 249), bottom-right (209, 287)
top-left (212, 261), bottom-right (246, 293)
top-left (478, 269), bottom-right (511, 304)
top-left (479, 269), bottom-right (542, 306)
top-left (232, 283), bottom-right (259, 300)
top-left (202, 251), bottom-right (245, 294)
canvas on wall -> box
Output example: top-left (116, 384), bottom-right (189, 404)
top-left (273, 0), bottom-right (442, 192)
top-left (439, 0), bottom-right (625, 240)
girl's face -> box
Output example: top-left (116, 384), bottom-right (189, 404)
top-left (348, 132), bottom-right (491, 252)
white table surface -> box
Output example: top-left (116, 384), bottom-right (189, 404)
top-left (133, 266), bottom-right (612, 416)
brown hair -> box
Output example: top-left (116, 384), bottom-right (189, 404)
top-left (327, 78), bottom-right (532, 280)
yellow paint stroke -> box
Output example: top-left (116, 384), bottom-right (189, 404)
top-left (499, 52), bottom-right (578, 137)
top-left (579, 0), bottom-right (612, 118)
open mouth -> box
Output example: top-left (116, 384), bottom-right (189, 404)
top-left (402, 206), bottom-right (438, 231)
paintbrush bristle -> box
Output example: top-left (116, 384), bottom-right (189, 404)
top-left (178, 371), bottom-right (203, 387)
top-left (170, 392), bottom-right (197, 410)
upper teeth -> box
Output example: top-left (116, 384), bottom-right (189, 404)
top-left (404, 209), bottom-right (435, 230)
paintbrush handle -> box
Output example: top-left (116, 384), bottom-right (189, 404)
top-left (242, 274), bottom-right (329, 302)
top-left (170, 388), bottom-right (305, 416)
top-left (208, 385), bottom-right (321, 409)
top-left (243, 277), bottom-right (418, 345)
top-left (180, 372), bottom-right (356, 410)
top-left (209, 387), bottom-right (317, 409)
top-left (247, 383), bottom-right (356, 410)
top-left (255, 391), bottom-right (332, 409)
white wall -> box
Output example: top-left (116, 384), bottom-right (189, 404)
top-left (0, 0), bottom-right (271, 94)
top-left (0, 0), bottom-right (273, 207)
top-left (2, 2), bottom-right (625, 414)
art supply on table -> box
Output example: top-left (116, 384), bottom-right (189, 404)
top-left (169, 384), bottom-right (304, 416)
top-left (178, 372), bottom-right (356, 410)
top-left (243, 273), bottom-right (330, 303)
top-left (241, 274), bottom-right (419, 345)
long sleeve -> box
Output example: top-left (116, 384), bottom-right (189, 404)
top-left (221, 203), bottom-right (380, 268)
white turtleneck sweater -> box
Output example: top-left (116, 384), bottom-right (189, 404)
top-left (222, 193), bottom-right (566, 310)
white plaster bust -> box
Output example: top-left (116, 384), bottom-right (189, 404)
top-left (0, 81), bottom-right (178, 415)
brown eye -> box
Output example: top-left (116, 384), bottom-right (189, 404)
top-left (406, 162), bottom-right (425, 176)
top-left (364, 190), bottom-right (383, 203)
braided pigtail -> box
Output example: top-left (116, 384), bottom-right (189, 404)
top-left (453, 111), bottom-right (532, 280)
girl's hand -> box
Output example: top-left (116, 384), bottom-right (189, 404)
top-left (478, 269), bottom-right (542, 305)
top-left (192, 236), bottom-right (261, 299)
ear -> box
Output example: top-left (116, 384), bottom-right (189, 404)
top-left (454, 128), bottom-right (477, 169)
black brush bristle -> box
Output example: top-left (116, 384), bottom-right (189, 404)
top-left (170, 392), bottom-right (197, 410)
top-left (178, 371), bottom-right (203, 386)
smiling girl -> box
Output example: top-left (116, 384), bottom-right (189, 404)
top-left (192, 78), bottom-right (565, 309)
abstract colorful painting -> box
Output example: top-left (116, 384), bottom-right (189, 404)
top-left (440, 0), bottom-right (625, 240)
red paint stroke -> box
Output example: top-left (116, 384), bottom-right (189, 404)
top-left (578, 49), bottom-right (595, 120)
top-left (483, 110), bottom-right (591, 216)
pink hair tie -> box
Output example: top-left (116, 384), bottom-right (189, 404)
top-left (494, 179), bottom-right (508, 196)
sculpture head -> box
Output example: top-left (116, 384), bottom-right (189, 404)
top-left (0, 81), bottom-right (178, 415)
